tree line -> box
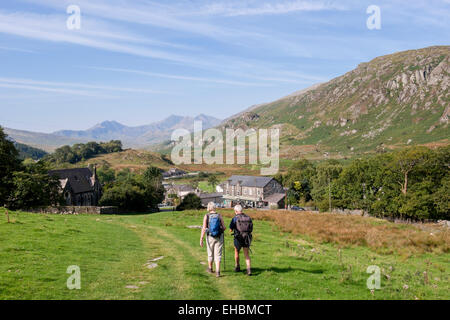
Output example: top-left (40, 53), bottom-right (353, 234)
top-left (45, 140), bottom-right (123, 164)
top-left (276, 146), bottom-right (449, 221)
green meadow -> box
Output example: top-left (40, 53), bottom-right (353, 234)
top-left (0, 208), bottom-right (448, 300)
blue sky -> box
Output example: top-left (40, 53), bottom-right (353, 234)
top-left (0, 0), bottom-right (449, 132)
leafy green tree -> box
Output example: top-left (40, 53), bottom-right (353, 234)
top-left (390, 147), bottom-right (431, 195)
top-left (0, 127), bottom-right (21, 206)
top-left (336, 158), bottom-right (379, 212)
top-left (99, 183), bottom-right (147, 212)
top-left (311, 160), bottom-right (343, 211)
top-left (284, 159), bottom-right (316, 205)
top-left (433, 175), bottom-right (449, 219)
top-left (97, 165), bottom-right (116, 185)
top-left (142, 166), bottom-right (162, 185)
top-left (398, 180), bottom-right (435, 220)
top-left (141, 166), bottom-right (165, 210)
top-left (99, 166), bottom-right (165, 212)
top-left (207, 175), bottom-right (219, 191)
top-left (45, 140), bottom-right (123, 164)
top-left (8, 161), bottom-right (62, 209)
top-left (115, 168), bottom-right (134, 183)
top-left (101, 140), bottom-right (122, 153)
top-left (176, 193), bottom-right (202, 211)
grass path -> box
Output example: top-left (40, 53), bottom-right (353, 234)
top-left (114, 220), bottom-right (240, 299)
top-left (0, 209), bottom-right (448, 300)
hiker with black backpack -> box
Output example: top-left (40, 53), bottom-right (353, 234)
top-left (229, 204), bottom-right (253, 276)
top-left (200, 202), bottom-right (226, 278)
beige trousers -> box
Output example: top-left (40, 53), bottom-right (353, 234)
top-left (206, 234), bottom-right (224, 263)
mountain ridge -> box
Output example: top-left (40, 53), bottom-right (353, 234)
top-left (4, 114), bottom-right (222, 152)
top-left (219, 45), bottom-right (449, 159)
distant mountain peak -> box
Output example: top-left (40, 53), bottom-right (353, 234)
top-left (34, 114), bottom-right (223, 149)
top-left (89, 120), bottom-right (126, 130)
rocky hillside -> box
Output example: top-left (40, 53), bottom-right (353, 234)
top-left (221, 46), bottom-right (449, 158)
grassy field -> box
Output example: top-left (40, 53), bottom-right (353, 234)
top-left (0, 208), bottom-right (448, 300)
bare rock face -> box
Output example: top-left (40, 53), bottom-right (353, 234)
top-left (222, 111), bottom-right (260, 129)
top-left (303, 47), bottom-right (449, 136)
top-left (241, 112), bottom-right (260, 122)
top-left (220, 46), bottom-right (449, 151)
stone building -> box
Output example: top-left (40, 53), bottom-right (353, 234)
top-left (223, 175), bottom-right (285, 209)
top-left (198, 192), bottom-right (224, 207)
top-left (164, 184), bottom-right (195, 200)
top-left (49, 166), bottom-right (102, 206)
top-left (163, 183), bottom-right (224, 207)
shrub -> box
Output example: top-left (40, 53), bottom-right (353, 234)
top-left (176, 193), bottom-right (202, 211)
top-left (99, 183), bottom-right (147, 212)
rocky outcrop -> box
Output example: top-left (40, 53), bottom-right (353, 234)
top-left (220, 46), bottom-right (449, 153)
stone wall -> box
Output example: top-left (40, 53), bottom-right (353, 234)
top-left (28, 206), bottom-right (119, 215)
top-left (332, 208), bottom-right (368, 216)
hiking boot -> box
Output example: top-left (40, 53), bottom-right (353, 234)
top-left (216, 272), bottom-right (221, 278)
top-left (206, 268), bottom-right (213, 274)
top-left (234, 266), bottom-right (241, 272)
top-left (247, 269), bottom-right (252, 276)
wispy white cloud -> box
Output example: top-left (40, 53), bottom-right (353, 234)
top-left (0, 77), bottom-right (167, 96)
top-left (0, 10), bottom-right (198, 64)
top-left (83, 66), bottom-right (275, 87)
top-left (21, 0), bottom-right (256, 39)
top-left (194, 0), bottom-right (346, 16)
top-left (0, 46), bottom-right (36, 53)
top-left (0, 8), bottom-right (326, 86)
top-left (0, 82), bottom-right (100, 97)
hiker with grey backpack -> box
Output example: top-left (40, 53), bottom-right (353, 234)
top-left (200, 202), bottom-right (226, 277)
top-left (229, 204), bottom-right (253, 276)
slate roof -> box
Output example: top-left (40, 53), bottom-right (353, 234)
top-left (227, 175), bottom-right (273, 188)
top-left (173, 184), bottom-right (195, 192)
top-left (264, 193), bottom-right (286, 204)
top-left (198, 192), bottom-right (223, 199)
top-left (49, 168), bottom-right (95, 194)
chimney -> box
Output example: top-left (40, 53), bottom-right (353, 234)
top-left (88, 163), bottom-right (96, 177)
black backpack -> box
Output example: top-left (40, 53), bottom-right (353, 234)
top-left (236, 214), bottom-right (253, 247)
